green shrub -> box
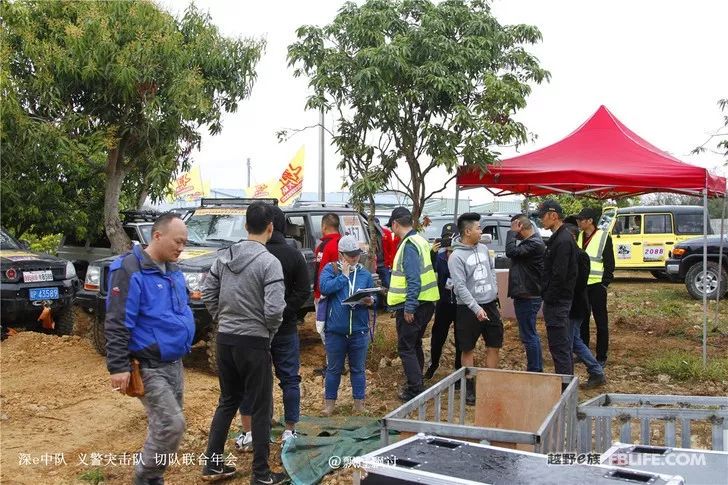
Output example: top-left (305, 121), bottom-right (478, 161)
top-left (23, 233), bottom-right (62, 255)
top-left (78, 468), bottom-right (105, 484)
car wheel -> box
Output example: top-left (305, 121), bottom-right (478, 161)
top-left (685, 261), bottom-right (728, 300)
top-left (91, 314), bottom-right (107, 356)
top-left (206, 322), bottom-right (219, 375)
top-left (54, 305), bottom-right (75, 336)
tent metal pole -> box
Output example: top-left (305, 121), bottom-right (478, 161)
top-left (702, 189), bottom-right (708, 367)
top-left (715, 196), bottom-right (726, 333)
top-left (453, 183), bottom-right (460, 226)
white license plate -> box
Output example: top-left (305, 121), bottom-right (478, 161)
top-left (23, 270), bottom-right (54, 283)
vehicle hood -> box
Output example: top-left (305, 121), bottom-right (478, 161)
top-left (675, 235), bottom-right (728, 248)
top-left (0, 249), bottom-right (68, 268)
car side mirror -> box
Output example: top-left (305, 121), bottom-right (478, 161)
top-left (480, 234), bottom-right (493, 245)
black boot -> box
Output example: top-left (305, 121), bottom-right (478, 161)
top-left (465, 378), bottom-right (475, 406)
top-left (424, 364), bottom-right (438, 380)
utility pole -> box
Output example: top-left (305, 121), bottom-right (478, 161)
top-left (318, 108), bottom-right (325, 202)
top-left (246, 157), bottom-right (251, 188)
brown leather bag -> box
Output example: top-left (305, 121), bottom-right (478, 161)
top-left (126, 359), bottom-right (145, 397)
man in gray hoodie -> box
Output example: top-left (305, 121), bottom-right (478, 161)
top-left (448, 213), bottom-right (502, 406)
top-left (201, 202), bottom-right (288, 485)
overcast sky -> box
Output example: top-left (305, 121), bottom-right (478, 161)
top-left (160, 0), bottom-right (727, 204)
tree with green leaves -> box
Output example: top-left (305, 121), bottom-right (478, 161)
top-left (288, 0), bottom-right (549, 224)
top-left (2, 0), bottom-right (264, 252)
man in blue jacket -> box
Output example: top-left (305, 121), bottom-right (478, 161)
top-left (105, 213), bottom-right (195, 485)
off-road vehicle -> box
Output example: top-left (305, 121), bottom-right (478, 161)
top-left (1, 227), bottom-right (79, 336)
top-left (76, 198), bottom-right (371, 373)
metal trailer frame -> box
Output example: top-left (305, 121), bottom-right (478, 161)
top-left (576, 394), bottom-right (728, 453)
top-left (352, 434), bottom-right (685, 485)
top-left (380, 367), bottom-right (579, 453)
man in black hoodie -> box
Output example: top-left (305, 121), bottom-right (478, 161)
top-left (538, 199), bottom-right (578, 375)
top-left (236, 206), bottom-right (311, 451)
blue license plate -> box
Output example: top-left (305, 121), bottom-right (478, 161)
top-left (29, 287), bottom-right (59, 300)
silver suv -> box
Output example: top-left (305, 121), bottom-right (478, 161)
top-left (57, 211), bottom-right (158, 280)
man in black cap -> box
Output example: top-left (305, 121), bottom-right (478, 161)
top-left (424, 222), bottom-right (461, 380)
top-left (575, 207), bottom-right (614, 368)
top-left (537, 199), bottom-right (578, 375)
top-left (386, 207), bottom-right (440, 401)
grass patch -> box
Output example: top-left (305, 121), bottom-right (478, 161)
top-left (368, 312), bottom-right (398, 364)
top-left (646, 351), bottom-right (728, 381)
top-left (78, 468), bottom-right (105, 484)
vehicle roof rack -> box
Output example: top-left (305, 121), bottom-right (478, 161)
top-left (121, 210), bottom-right (163, 223)
top-left (200, 197), bottom-right (278, 207)
top-left (291, 201), bottom-right (351, 208)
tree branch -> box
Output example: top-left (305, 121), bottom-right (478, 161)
top-left (423, 174), bottom-right (457, 202)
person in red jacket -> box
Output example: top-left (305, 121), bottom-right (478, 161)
top-left (313, 213), bottom-right (342, 375)
top-left (314, 213), bottom-right (342, 300)
top-left (382, 225), bottom-right (396, 271)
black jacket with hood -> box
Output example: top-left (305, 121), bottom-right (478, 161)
top-left (542, 223), bottom-right (578, 303)
top-left (266, 209), bottom-right (311, 335)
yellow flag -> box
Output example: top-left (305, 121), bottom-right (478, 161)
top-left (246, 146), bottom-right (305, 206)
top-left (168, 163), bottom-right (210, 202)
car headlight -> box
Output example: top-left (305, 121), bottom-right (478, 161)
top-left (65, 261), bottom-right (77, 279)
top-left (84, 265), bottom-right (101, 291)
top-left (183, 272), bottom-right (206, 292)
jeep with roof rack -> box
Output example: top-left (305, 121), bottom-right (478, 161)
top-left (57, 210), bottom-right (165, 281)
top-left (76, 197), bottom-right (371, 373)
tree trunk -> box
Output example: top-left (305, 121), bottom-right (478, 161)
top-left (408, 156), bottom-right (422, 227)
top-left (104, 148), bottom-right (131, 254)
top-left (137, 187), bottom-right (149, 209)
top-left (367, 195), bottom-right (378, 272)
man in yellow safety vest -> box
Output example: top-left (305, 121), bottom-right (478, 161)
top-left (575, 207), bottom-right (615, 368)
top-left (386, 206), bottom-right (440, 402)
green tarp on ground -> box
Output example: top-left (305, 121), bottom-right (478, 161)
top-left (281, 416), bottom-right (398, 485)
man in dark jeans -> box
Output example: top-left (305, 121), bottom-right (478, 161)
top-left (538, 199), bottom-right (578, 376)
top-left (386, 207), bottom-right (439, 402)
top-left (506, 214), bottom-right (546, 372)
top-left (201, 203), bottom-right (288, 484)
top-left (236, 206), bottom-right (311, 452)
top-left (575, 207), bottom-right (615, 367)
top-left (425, 223), bottom-right (461, 380)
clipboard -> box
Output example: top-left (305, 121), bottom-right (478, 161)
top-left (342, 287), bottom-right (382, 306)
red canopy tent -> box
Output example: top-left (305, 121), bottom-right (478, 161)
top-left (457, 105), bottom-right (726, 198)
top-left (455, 105), bottom-right (726, 365)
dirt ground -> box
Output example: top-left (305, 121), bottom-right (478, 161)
top-left (1, 273), bottom-right (726, 484)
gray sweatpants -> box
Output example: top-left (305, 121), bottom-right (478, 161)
top-left (134, 360), bottom-right (186, 482)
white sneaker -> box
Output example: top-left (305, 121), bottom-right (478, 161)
top-left (234, 431), bottom-right (253, 452)
top-left (280, 429), bottom-right (297, 444)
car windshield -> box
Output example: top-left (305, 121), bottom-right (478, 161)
top-left (139, 224), bottom-right (153, 244)
top-left (186, 208), bottom-right (248, 246)
top-left (0, 229), bottom-right (21, 250)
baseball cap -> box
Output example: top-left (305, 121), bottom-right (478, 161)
top-left (386, 206), bottom-right (412, 227)
top-left (441, 222), bottom-right (456, 238)
top-left (338, 235), bottom-right (362, 255)
top-left (536, 199), bottom-right (564, 217)
top-left (575, 207), bottom-right (601, 222)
